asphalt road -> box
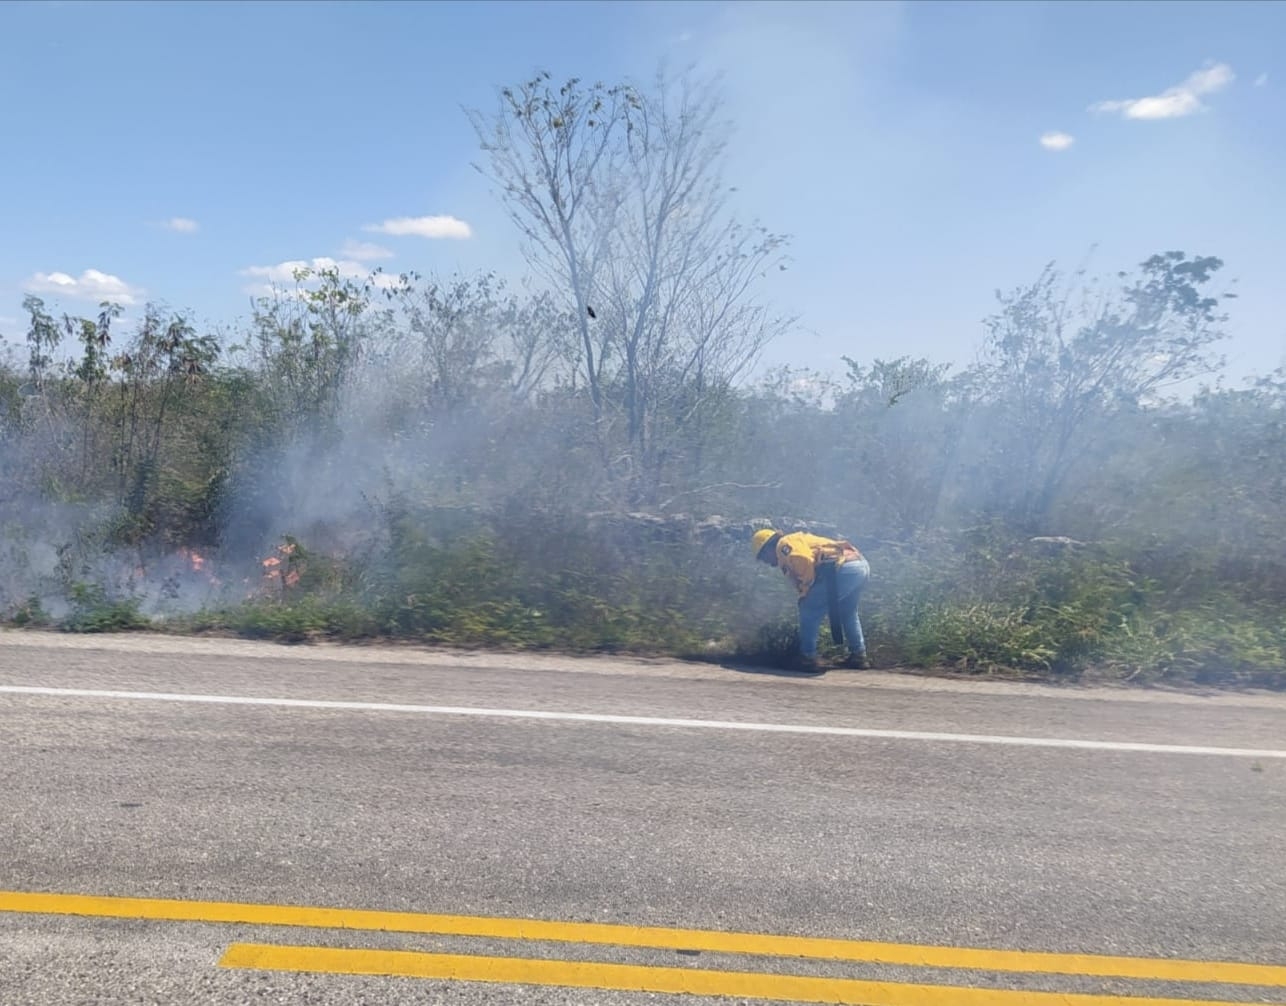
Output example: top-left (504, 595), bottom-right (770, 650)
top-left (2, 631), bottom-right (1284, 1005)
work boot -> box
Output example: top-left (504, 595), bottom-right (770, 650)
top-left (843, 651), bottom-right (870, 670)
top-left (793, 654), bottom-right (825, 674)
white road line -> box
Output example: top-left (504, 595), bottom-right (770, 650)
top-left (2, 685), bottom-right (1283, 759)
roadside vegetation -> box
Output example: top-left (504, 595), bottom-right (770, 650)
top-left (2, 71), bottom-right (1282, 688)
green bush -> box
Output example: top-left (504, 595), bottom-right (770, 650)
top-left (178, 596), bottom-right (379, 643)
top-left (1100, 599), bottom-right (1286, 687)
top-left (895, 602), bottom-right (1057, 675)
top-left (61, 583), bottom-right (150, 633)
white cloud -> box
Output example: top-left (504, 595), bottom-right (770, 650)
top-left (237, 256), bottom-right (406, 297)
top-left (1039, 131), bottom-right (1075, 151)
top-left (363, 215), bottom-right (472, 239)
top-left (371, 272), bottom-right (405, 291)
top-left (1254, 73), bottom-right (1268, 88)
top-left (339, 239), bottom-right (395, 261)
top-left (1090, 61), bottom-right (1234, 120)
top-left (241, 256), bottom-right (369, 285)
top-left (162, 217), bottom-right (199, 233)
top-left (24, 268), bottom-right (142, 306)
top-left (240, 282), bottom-right (296, 300)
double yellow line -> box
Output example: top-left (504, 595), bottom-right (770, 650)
top-left (219, 943), bottom-right (1285, 1006)
top-left (4, 890), bottom-right (1283, 1005)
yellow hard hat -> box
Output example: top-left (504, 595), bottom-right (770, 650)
top-left (751, 528), bottom-right (779, 559)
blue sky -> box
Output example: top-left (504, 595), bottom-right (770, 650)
top-left (2, 0), bottom-right (1283, 381)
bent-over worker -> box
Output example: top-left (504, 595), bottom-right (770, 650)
top-left (751, 528), bottom-right (871, 673)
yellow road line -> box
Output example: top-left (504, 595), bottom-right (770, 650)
top-left (3, 890), bottom-right (1283, 988)
top-left (219, 942), bottom-right (1284, 1006)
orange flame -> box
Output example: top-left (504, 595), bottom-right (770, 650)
top-left (259, 541), bottom-right (302, 593)
top-left (175, 547), bottom-right (207, 573)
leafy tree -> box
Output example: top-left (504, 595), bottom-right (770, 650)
top-left (971, 252), bottom-right (1229, 528)
top-left (389, 272), bottom-right (571, 413)
top-left (236, 265), bottom-right (398, 438)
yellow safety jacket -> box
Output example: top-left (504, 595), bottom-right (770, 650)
top-left (772, 532), bottom-right (864, 597)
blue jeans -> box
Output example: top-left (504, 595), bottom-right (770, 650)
top-left (798, 558), bottom-right (870, 657)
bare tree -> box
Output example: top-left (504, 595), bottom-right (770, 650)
top-left (468, 72), bottom-right (633, 421)
top-left (469, 69), bottom-right (792, 504)
top-left (601, 73), bottom-right (791, 497)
